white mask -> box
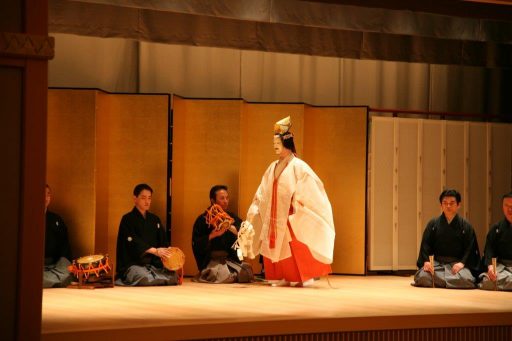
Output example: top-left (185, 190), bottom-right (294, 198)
top-left (273, 136), bottom-right (283, 155)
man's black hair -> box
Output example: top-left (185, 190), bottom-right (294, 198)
top-left (133, 183), bottom-right (153, 197)
top-left (439, 189), bottom-right (461, 204)
top-left (209, 185), bottom-right (228, 201)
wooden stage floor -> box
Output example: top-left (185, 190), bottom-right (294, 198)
top-left (41, 275), bottom-right (512, 340)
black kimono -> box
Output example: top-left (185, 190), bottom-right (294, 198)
top-left (43, 211), bottom-right (73, 288)
top-left (116, 207), bottom-right (176, 286)
top-left (45, 211), bottom-right (72, 265)
top-left (479, 218), bottom-right (512, 291)
top-left (414, 214), bottom-right (480, 288)
top-left (192, 208), bottom-right (242, 271)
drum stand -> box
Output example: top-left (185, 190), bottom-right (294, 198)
top-left (68, 256), bottom-right (115, 289)
top-left (69, 270), bottom-right (115, 289)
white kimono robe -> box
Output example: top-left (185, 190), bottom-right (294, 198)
top-left (246, 156), bottom-right (335, 264)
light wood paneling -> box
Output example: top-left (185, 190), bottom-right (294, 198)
top-left (370, 117), bottom-right (512, 271)
top-left (421, 121), bottom-right (444, 230)
top-left (370, 117), bottom-right (394, 270)
top-left (491, 124), bottom-right (512, 225)
top-left (303, 106), bottom-right (367, 274)
top-left (468, 123), bottom-right (488, 248)
top-left (397, 119), bottom-right (418, 269)
top-left (445, 122), bottom-right (466, 216)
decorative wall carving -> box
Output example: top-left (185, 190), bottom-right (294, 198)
top-left (0, 32), bottom-right (54, 59)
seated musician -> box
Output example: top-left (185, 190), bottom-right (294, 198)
top-left (192, 185), bottom-right (250, 283)
top-left (43, 184), bottom-right (74, 288)
top-left (413, 189), bottom-right (481, 289)
top-left (115, 184), bottom-right (177, 286)
top-left (479, 192), bottom-right (512, 291)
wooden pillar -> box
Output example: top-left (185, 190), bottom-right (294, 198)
top-left (0, 1), bottom-right (51, 340)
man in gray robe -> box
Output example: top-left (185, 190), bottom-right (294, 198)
top-left (115, 184), bottom-right (177, 286)
top-left (479, 191), bottom-right (512, 291)
top-left (413, 189), bottom-right (481, 289)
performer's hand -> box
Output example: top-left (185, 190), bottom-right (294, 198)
top-left (156, 247), bottom-right (171, 259)
top-left (451, 262), bottom-right (464, 274)
top-left (228, 225), bottom-right (238, 235)
top-left (423, 261), bottom-right (434, 274)
top-left (209, 227), bottom-right (226, 240)
top-left (487, 264), bottom-right (497, 281)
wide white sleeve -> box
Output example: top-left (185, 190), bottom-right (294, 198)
top-left (245, 163), bottom-right (273, 256)
top-left (288, 167), bottom-right (335, 264)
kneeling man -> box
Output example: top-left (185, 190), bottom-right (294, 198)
top-left (413, 189), bottom-right (480, 289)
top-left (480, 192), bottom-right (512, 291)
top-left (116, 184), bottom-right (177, 286)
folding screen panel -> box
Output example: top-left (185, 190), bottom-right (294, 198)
top-left (47, 90), bottom-right (97, 258)
top-left (420, 121), bottom-right (444, 236)
top-left (445, 122), bottom-right (466, 217)
top-left (468, 123), bottom-right (488, 245)
top-left (304, 106), bottom-right (367, 274)
top-left (397, 120), bottom-right (419, 269)
top-left (172, 96), bottom-right (243, 275)
top-left (491, 124), bottom-right (512, 223)
top-left (370, 117), bottom-right (512, 271)
top-left (47, 89), bottom-right (168, 267)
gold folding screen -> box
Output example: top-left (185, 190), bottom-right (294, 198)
top-left (369, 117), bottom-right (512, 271)
top-left (172, 97), bottom-right (368, 275)
top-left (48, 91), bottom-right (367, 275)
top-left (47, 89), bottom-right (168, 266)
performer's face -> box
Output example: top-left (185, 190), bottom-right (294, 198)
top-left (503, 197), bottom-right (512, 223)
top-left (440, 196), bottom-right (460, 217)
top-left (212, 189), bottom-right (229, 211)
top-left (273, 135), bottom-right (284, 155)
top-left (134, 189), bottom-right (152, 213)
top-left (45, 186), bottom-right (51, 210)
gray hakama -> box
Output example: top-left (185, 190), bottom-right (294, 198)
top-left (479, 262), bottom-right (512, 291)
top-left (43, 257), bottom-right (73, 288)
top-left (414, 260), bottom-right (475, 289)
top-left (115, 264), bottom-right (177, 286)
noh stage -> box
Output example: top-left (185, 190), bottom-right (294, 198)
top-left (42, 275), bottom-right (512, 341)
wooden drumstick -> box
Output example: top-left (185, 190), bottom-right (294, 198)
top-left (429, 255), bottom-right (435, 288)
top-left (492, 257), bottom-right (497, 291)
